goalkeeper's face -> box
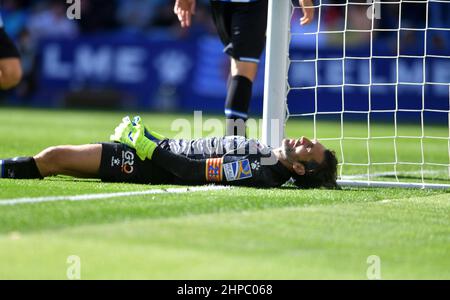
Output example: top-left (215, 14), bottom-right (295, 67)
top-left (281, 136), bottom-right (326, 172)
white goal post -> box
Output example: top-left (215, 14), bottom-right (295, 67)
top-left (262, 0), bottom-right (450, 189)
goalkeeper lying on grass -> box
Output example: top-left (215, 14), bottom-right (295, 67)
top-left (0, 117), bottom-right (338, 189)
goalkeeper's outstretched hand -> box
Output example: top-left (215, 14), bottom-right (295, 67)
top-left (110, 116), bottom-right (158, 161)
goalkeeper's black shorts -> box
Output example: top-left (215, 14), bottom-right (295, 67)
top-left (98, 142), bottom-right (174, 184)
top-left (211, 0), bottom-right (268, 63)
top-left (0, 28), bottom-right (20, 59)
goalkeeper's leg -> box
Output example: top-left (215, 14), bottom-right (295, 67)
top-left (0, 144), bottom-right (102, 179)
top-left (34, 144), bottom-right (102, 178)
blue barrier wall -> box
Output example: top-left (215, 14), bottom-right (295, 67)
top-left (34, 34), bottom-right (449, 122)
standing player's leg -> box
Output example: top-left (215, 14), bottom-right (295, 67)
top-left (0, 144), bottom-right (102, 179)
top-left (211, 0), bottom-right (268, 136)
top-left (225, 58), bottom-right (258, 137)
top-left (0, 15), bottom-right (22, 90)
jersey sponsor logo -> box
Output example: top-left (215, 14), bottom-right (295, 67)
top-left (224, 159), bottom-right (253, 182)
top-left (111, 157), bottom-right (121, 167)
top-left (121, 150), bottom-right (135, 174)
top-left (206, 158), bottom-right (223, 182)
top-left (251, 160), bottom-right (261, 171)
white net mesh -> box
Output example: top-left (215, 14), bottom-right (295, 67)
top-left (285, 0), bottom-right (450, 187)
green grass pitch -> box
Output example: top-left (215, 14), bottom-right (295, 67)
top-left (0, 108), bottom-right (449, 279)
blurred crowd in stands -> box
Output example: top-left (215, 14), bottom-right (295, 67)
top-left (3, 0), bottom-right (448, 48)
top-left (1, 0), bottom-right (448, 100)
top-left (0, 0), bottom-right (216, 99)
top-left (1, 0), bottom-right (217, 41)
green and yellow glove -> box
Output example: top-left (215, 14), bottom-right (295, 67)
top-left (110, 116), bottom-right (158, 161)
top-left (131, 116), bottom-right (166, 142)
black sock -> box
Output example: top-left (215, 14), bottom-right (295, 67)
top-left (0, 157), bottom-right (42, 179)
top-left (225, 75), bottom-right (253, 136)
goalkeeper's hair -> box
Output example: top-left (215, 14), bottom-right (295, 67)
top-left (292, 150), bottom-right (339, 189)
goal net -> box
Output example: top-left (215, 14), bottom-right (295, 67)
top-left (262, 0), bottom-right (450, 188)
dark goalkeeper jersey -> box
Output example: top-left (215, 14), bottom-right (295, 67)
top-left (152, 136), bottom-right (293, 188)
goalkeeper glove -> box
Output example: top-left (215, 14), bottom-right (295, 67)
top-left (131, 116), bottom-right (166, 142)
top-left (110, 116), bottom-right (158, 161)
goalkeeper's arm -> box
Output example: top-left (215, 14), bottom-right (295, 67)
top-left (151, 146), bottom-right (273, 187)
top-left (110, 116), bottom-right (279, 187)
top-left (152, 146), bottom-right (208, 183)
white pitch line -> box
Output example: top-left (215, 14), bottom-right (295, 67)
top-left (0, 185), bottom-right (231, 206)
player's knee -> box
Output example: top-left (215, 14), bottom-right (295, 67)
top-left (9, 66), bottom-right (22, 87)
top-left (232, 60), bottom-right (258, 81)
top-left (35, 146), bottom-right (67, 175)
top-left (0, 60), bottom-right (23, 90)
top-left (0, 68), bottom-right (22, 89)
